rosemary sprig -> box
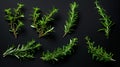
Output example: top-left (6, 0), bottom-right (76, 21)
top-left (64, 2), bottom-right (79, 37)
top-left (85, 36), bottom-right (115, 62)
top-left (5, 3), bottom-right (24, 38)
top-left (30, 7), bottom-right (40, 28)
top-left (95, 0), bottom-right (114, 38)
top-left (31, 7), bottom-right (58, 38)
top-left (41, 38), bottom-right (78, 61)
top-left (3, 40), bottom-right (41, 59)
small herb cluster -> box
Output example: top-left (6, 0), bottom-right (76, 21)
top-left (3, 40), bottom-right (41, 59)
top-left (31, 7), bottom-right (58, 37)
top-left (64, 2), bottom-right (79, 37)
top-left (95, 0), bottom-right (114, 38)
top-left (5, 3), bottom-right (24, 38)
top-left (41, 38), bottom-right (78, 61)
top-left (85, 36), bottom-right (115, 62)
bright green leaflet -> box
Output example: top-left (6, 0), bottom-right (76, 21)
top-left (85, 36), bottom-right (115, 62)
top-left (41, 38), bottom-right (78, 61)
top-left (64, 2), bottom-right (79, 37)
top-left (3, 40), bottom-right (41, 60)
top-left (95, 0), bottom-right (114, 38)
top-left (5, 3), bottom-right (24, 38)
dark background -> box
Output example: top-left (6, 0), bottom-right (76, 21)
top-left (0, 0), bottom-right (120, 67)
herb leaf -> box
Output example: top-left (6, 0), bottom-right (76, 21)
top-left (3, 40), bottom-right (41, 59)
top-left (64, 2), bottom-right (79, 37)
top-left (31, 7), bottom-right (58, 38)
top-left (85, 36), bottom-right (115, 62)
top-left (5, 3), bottom-right (24, 38)
top-left (41, 38), bottom-right (78, 61)
top-left (95, 0), bottom-right (114, 38)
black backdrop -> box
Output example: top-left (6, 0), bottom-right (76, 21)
top-left (0, 0), bottom-right (120, 67)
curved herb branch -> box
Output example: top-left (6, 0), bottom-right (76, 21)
top-left (31, 7), bottom-right (58, 38)
top-left (5, 3), bottom-right (24, 38)
top-left (95, 0), bottom-right (114, 38)
top-left (3, 40), bottom-right (41, 59)
top-left (85, 36), bottom-right (115, 62)
top-left (64, 2), bottom-right (79, 37)
top-left (41, 38), bottom-right (78, 61)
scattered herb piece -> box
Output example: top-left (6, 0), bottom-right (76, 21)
top-left (64, 2), bottom-right (79, 37)
top-left (5, 3), bottom-right (24, 38)
top-left (31, 7), bottom-right (58, 37)
top-left (85, 36), bottom-right (115, 62)
top-left (41, 38), bottom-right (78, 61)
top-left (3, 40), bottom-right (41, 59)
top-left (95, 0), bottom-right (114, 38)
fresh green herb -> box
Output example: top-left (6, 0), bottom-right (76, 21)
top-left (95, 0), bottom-right (114, 38)
top-left (3, 40), bottom-right (41, 59)
top-left (30, 7), bottom-right (40, 29)
top-left (31, 7), bottom-right (58, 38)
top-left (5, 3), bottom-right (24, 38)
top-left (85, 36), bottom-right (115, 62)
top-left (41, 38), bottom-right (78, 61)
top-left (64, 2), bottom-right (79, 37)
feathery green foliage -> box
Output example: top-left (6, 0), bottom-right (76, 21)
top-left (64, 2), bottom-right (79, 37)
top-left (3, 40), bottom-right (41, 59)
top-left (31, 7), bottom-right (58, 38)
top-left (85, 36), bottom-right (115, 62)
top-left (5, 3), bottom-right (24, 38)
top-left (41, 38), bottom-right (78, 61)
top-left (95, 0), bottom-right (114, 38)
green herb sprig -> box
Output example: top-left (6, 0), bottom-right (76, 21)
top-left (85, 36), bottom-right (115, 62)
top-left (5, 3), bottom-right (24, 38)
top-left (3, 40), bottom-right (41, 59)
top-left (95, 0), bottom-right (114, 38)
top-left (64, 2), bottom-right (79, 37)
top-left (41, 38), bottom-right (78, 61)
top-left (30, 7), bottom-right (40, 28)
top-left (31, 7), bottom-right (58, 38)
